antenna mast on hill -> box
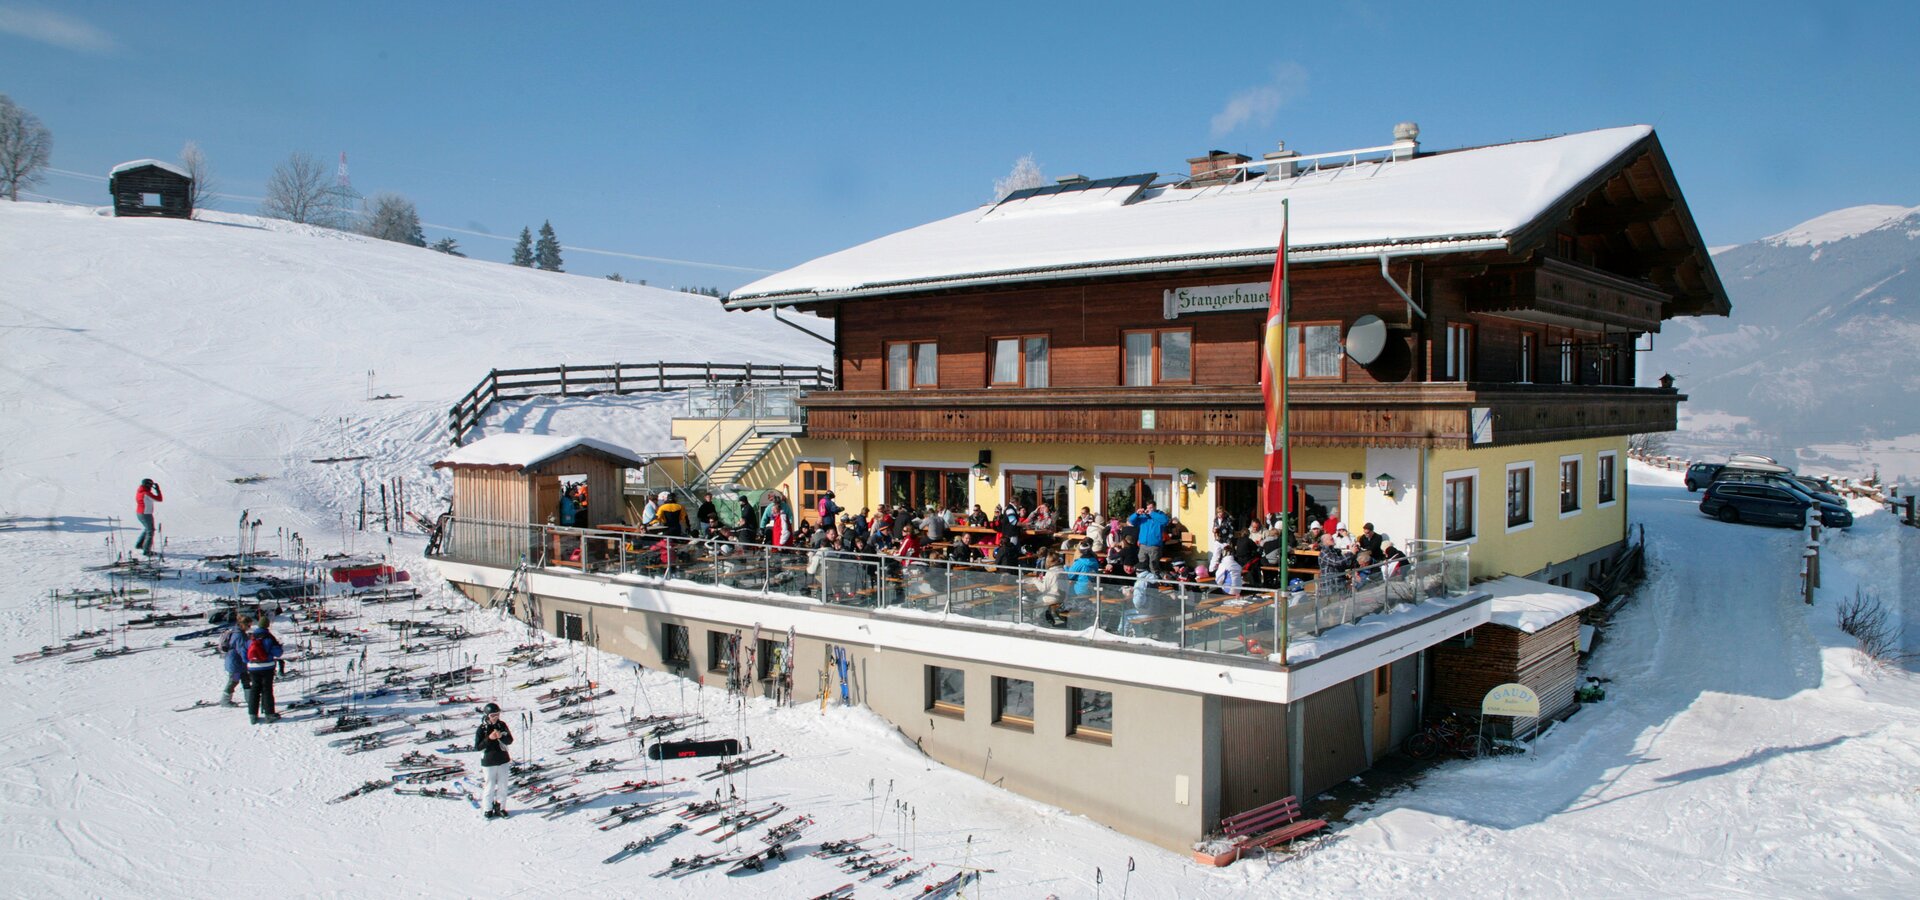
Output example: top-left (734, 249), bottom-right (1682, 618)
top-left (323, 151), bottom-right (362, 228)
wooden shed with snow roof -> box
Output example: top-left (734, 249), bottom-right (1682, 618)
top-left (1430, 576), bottom-right (1600, 737)
top-left (433, 434), bottom-right (646, 567)
top-left (108, 160), bottom-right (193, 219)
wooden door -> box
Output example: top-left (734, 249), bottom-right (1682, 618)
top-left (1371, 665), bottom-right (1393, 758)
top-left (534, 476), bottom-right (561, 525)
top-left (796, 461), bottom-right (832, 525)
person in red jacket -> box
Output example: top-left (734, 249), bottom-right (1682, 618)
top-left (134, 478), bottom-right (163, 556)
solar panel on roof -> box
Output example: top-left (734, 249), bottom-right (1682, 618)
top-left (996, 171), bottom-right (1156, 205)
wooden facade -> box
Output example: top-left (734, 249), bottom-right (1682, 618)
top-left (109, 163), bottom-right (193, 219)
top-left (437, 445), bottom-right (633, 568)
top-left (1430, 616), bottom-right (1583, 736)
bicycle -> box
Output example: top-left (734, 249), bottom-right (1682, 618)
top-left (1403, 712), bottom-right (1490, 760)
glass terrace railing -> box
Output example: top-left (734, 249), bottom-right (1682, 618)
top-left (432, 518), bottom-right (1473, 665)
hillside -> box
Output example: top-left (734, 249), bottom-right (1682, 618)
top-left (0, 202), bottom-right (826, 533)
top-left (1649, 204), bottom-right (1920, 480)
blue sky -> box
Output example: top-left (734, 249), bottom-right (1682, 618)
top-left (3, 1), bottom-right (1917, 289)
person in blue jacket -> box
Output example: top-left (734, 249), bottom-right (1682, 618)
top-left (1128, 501), bottom-right (1172, 564)
top-left (242, 622), bottom-right (284, 724)
top-left (218, 613), bottom-right (254, 707)
top-left (1065, 548), bottom-right (1100, 597)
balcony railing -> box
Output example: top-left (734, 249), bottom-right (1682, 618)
top-left (432, 517), bottom-right (1474, 666)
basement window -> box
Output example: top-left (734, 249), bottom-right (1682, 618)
top-left (662, 623), bottom-right (690, 667)
top-left (708, 630), bottom-right (733, 673)
top-left (1069, 687), bottom-right (1113, 744)
top-left (993, 676), bottom-right (1034, 731)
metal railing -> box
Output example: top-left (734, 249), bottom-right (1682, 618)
top-left (433, 517), bottom-right (1473, 665)
top-left (447, 361), bottom-right (830, 445)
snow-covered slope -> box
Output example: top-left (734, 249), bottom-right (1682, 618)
top-left (1761, 203), bottom-right (1920, 247)
top-left (0, 202), bottom-right (825, 533)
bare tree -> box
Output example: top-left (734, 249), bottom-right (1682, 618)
top-left (360, 192), bottom-right (425, 246)
top-left (1626, 433), bottom-right (1670, 457)
top-left (179, 141), bottom-right (216, 213)
top-left (991, 153), bottom-right (1044, 200)
top-left (0, 94), bottom-right (54, 202)
top-left (260, 152), bottom-right (330, 224)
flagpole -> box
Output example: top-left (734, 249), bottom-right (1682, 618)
top-left (1279, 199), bottom-right (1292, 540)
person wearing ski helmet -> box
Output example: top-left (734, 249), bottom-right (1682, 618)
top-left (134, 478), bottom-right (163, 556)
top-left (475, 702), bottom-right (514, 818)
top-left (242, 620), bottom-right (283, 723)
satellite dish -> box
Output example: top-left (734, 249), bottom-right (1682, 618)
top-left (1346, 315), bottom-right (1388, 365)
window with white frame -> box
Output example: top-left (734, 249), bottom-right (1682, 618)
top-left (1444, 472), bottom-right (1476, 541)
top-left (886, 340), bottom-right (938, 390)
top-left (1506, 463), bottom-right (1533, 529)
top-left (1597, 452), bottom-right (1617, 505)
top-left (990, 335), bottom-right (1049, 388)
top-left (1442, 322), bottom-right (1473, 381)
top-left (1560, 456), bottom-right (1582, 514)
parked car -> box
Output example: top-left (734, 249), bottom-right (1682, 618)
top-left (1712, 471), bottom-right (1847, 507)
top-left (1698, 480), bottom-right (1853, 528)
top-left (1685, 462), bottom-right (1723, 492)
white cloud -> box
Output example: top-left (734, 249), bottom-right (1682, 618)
top-left (1209, 63), bottom-right (1308, 139)
top-left (0, 5), bottom-right (116, 53)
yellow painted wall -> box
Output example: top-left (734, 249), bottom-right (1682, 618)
top-left (1425, 436), bottom-right (1628, 580)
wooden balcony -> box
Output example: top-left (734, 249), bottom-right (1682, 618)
top-left (1464, 257), bottom-right (1670, 332)
top-left (799, 383), bottom-right (1683, 449)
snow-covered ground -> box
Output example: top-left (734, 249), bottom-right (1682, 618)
top-left (3, 199), bottom-right (1919, 897)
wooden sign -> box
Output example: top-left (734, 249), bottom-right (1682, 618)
top-left (1481, 682), bottom-right (1540, 718)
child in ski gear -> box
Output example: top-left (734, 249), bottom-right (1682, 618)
top-left (476, 703), bottom-right (514, 818)
top-left (243, 623), bottom-right (283, 723)
top-left (217, 614), bottom-right (254, 706)
top-left (134, 479), bottom-right (163, 556)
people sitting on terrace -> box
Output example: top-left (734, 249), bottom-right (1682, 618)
top-left (1072, 507), bottom-right (1094, 533)
top-left (1065, 547), bottom-right (1099, 598)
top-left (948, 533), bottom-right (981, 567)
top-left (1028, 503), bottom-right (1056, 532)
top-left (1317, 533), bottom-right (1353, 583)
top-left (1357, 522), bottom-right (1383, 558)
top-left (1331, 527), bottom-right (1355, 552)
top-left (968, 505), bottom-right (989, 527)
top-left (1103, 534), bottom-right (1139, 577)
top-left (816, 490), bottom-right (842, 524)
top-left (1027, 551), bottom-right (1069, 627)
top-left (1216, 550), bottom-right (1245, 597)
top-left (760, 491), bottom-right (795, 546)
top-left (1349, 550), bottom-right (1376, 589)
top-left (1211, 509), bottom-right (1235, 555)
top-left (846, 508), bottom-right (870, 542)
top-left (1259, 528), bottom-right (1290, 587)
top-left (1087, 515), bottom-right (1109, 555)
top-left (990, 533), bottom-right (1020, 569)
top-left (1377, 539), bottom-right (1407, 578)
top-left (651, 493), bottom-right (690, 537)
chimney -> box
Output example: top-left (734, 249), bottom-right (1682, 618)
top-left (1262, 140), bottom-right (1301, 179)
top-left (1056, 174), bottom-right (1089, 186)
top-left (1392, 122), bottom-right (1420, 161)
top-left (1186, 150), bottom-right (1251, 186)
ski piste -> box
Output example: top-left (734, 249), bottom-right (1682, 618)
top-left (602, 822), bottom-right (684, 863)
top-left (328, 778), bottom-right (395, 804)
top-left (699, 750), bottom-right (784, 780)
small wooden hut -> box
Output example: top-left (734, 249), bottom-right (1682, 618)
top-left (432, 434), bottom-right (645, 567)
top-left (108, 160), bottom-right (194, 218)
top-left (1430, 576), bottom-right (1599, 737)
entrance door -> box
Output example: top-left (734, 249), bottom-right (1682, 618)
top-left (1215, 477), bottom-right (1259, 532)
top-left (1371, 665), bottom-right (1393, 758)
top-left (796, 461), bottom-right (832, 525)
top-left (535, 476), bottom-right (561, 525)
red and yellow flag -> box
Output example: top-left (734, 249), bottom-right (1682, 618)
top-left (1259, 200), bottom-right (1291, 526)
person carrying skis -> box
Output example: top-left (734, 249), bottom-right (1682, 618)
top-left (243, 621), bottom-right (283, 723)
top-left (217, 614), bottom-right (254, 706)
top-left (475, 703), bottom-right (514, 819)
top-left (133, 478), bottom-right (163, 556)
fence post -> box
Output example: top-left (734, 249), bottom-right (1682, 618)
top-left (613, 363), bottom-right (623, 395)
top-left (746, 361), bottom-right (754, 382)
top-left (658, 363), bottom-right (666, 391)
top-left (1907, 495), bottom-right (1916, 526)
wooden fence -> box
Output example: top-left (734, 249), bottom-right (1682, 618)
top-left (448, 361), bottom-right (832, 446)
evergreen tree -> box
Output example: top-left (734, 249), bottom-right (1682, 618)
top-left (430, 237), bottom-right (466, 257)
top-left (534, 220), bottom-right (564, 272)
top-left (606, 273), bottom-right (625, 282)
top-left (511, 227), bottom-right (534, 267)
top-left (361, 193), bottom-right (426, 246)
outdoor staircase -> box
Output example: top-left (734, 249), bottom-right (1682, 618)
top-left (692, 421), bottom-right (804, 492)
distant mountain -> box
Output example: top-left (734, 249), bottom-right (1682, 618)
top-left (1649, 204), bottom-right (1920, 481)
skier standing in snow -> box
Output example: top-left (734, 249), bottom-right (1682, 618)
top-left (133, 478), bottom-right (163, 556)
top-left (476, 703), bottom-right (513, 818)
top-left (217, 613), bottom-right (254, 706)
top-left (243, 621), bottom-right (283, 723)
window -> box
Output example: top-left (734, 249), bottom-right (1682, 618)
top-left (140, 192), bottom-right (162, 207)
top-left (1005, 471), bottom-right (1069, 519)
top-left (1518, 332), bottom-right (1536, 384)
top-left (1558, 339), bottom-right (1575, 384)
top-left (885, 467), bottom-right (969, 514)
top-left (1121, 329), bottom-right (1191, 386)
top-left (1101, 474), bottom-right (1172, 519)
top-left (1069, 687), bottom-right (1113, 742)
top-left (1506, 464), bottom-right (1533, 529)
top-left (1374, 665), bottom-right (1391, 697)
top-left (707, 631), bottom-right (733, 673)
top-left (757, 638), bottom-right (778, 681)
top-left (1293, 480), bottom-right (1343, 535)
top-left (556, 611), bottom-right (584, 642)
top-left (990, 335), bottom-right (1049, 388)
top-left (662, 623), bottom-right (691, 667)
top-left (1560, 457), bottom-right (1582, 514)
top-left (1442, 322), bottom-right (1473, 381)
top-left (1444, 473), bottom-right (1476, 541)
top-left (993, 676), bottom-right (1034, 730)
top-left (927, 666), bottom-right (965, 717)
top-left (1597, 452), bottom-right (1617, 505)
top-left (1284, 323), bottom-right (1343, 379)
top-left (886, 340), bottom-right (938, 390)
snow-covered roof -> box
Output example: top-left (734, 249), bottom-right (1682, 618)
top-left (109, 159), bottom-right (191, 180)
top-left (433, 434), bottom-right (647, 471)
top-left (730, 126), bottom-right (1654, 305)
top-left (1479, 575), bottom-right (1600, 633)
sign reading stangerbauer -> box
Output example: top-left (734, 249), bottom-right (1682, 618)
top-left (1162, 282), bottom-right (1270, 319)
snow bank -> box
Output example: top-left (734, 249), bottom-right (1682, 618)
top-left (434, 434), bottom-right (647, 470)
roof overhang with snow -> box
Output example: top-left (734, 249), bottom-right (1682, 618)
top-left (728, 125), bottom-right (1729, 318)
top-left (109, 159), bottom-right (191, 180)
top-left (1479, 575), bottom-right (1601, 633)
top-left (433, 434), bottom-right (647, 473)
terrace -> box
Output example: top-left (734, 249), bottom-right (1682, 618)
top-left (431, 518), bottom-right (1480, 668)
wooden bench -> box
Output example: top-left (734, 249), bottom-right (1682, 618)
top-left (1214, 795), bottom-right (1326, 862)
